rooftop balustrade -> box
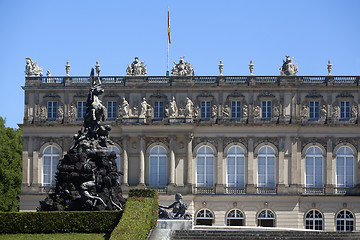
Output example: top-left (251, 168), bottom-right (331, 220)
top-left (25, 75), bottom-right (360, 87)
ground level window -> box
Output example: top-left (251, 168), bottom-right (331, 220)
top-left (305, 209), bottom-right (323, 230)
top-left (196, 209), bottom-right (214, 226)
top-left (257, 209), bottom-right (275, 227)
top-left (336, 210), bottom-right (354, 232)
top-left (226, 209), bottom-right (244, 226)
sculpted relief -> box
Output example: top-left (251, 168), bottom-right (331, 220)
top-left (171, 57), bottom-right (194, 76)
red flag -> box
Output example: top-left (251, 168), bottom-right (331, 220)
top-left (168, 9), bottom-right (171, 45)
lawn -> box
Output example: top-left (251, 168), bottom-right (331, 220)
top-left (0, 233), bottom-right (110, 240)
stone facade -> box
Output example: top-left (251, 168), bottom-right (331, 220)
top-left (20, 72), bottom-right (360, 231)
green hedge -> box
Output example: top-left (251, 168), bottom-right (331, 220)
top-left (110, 189), bottom-right (158, 240)
top-left (0, 211), bottom-right (122, 234)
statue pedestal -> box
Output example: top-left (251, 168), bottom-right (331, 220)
top-left (149, 220), bottom-right (193, 240)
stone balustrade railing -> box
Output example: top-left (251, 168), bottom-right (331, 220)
top-left (25, 76), bottom-right (360, 87)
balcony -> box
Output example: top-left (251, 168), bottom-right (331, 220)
top-left (147, 186), bottom-right (167, 194)
top-left (303, 187), bottom-right (325, 195)
top-left (334, 187), bottom-right (354, 195)
top-left (195, 187), bottom-right (216, 194)
top-left (256, 187), bottom-right (277, 194)
top-left (225, 187), bottom-right (246, 194)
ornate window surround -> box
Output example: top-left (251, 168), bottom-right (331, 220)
top-left (300, 92), bottom-right (327, 123)
top-left (253, 92), bottom-right (280, 123)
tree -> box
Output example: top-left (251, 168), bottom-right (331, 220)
top-left (0, 117), bottom-right (22, 211)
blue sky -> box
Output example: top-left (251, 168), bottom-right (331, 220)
top-left (0, 0), bottom-right (359, 128)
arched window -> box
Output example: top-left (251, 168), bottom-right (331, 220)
top-left (196, 146), bottom-right (214, 187)
top-left (336, 146), bottom-right (354, 188)
top-left (108, 146), bottom-right (121, 183)
top-left (226, 209), bottom-right (244, 226)
top-left (257, 146), bottom-right (275, 187)
top-left (305, 209), bottom-right (323, 230)
top-left (42, 146), bottom-right (60, 186)
top-left (227, 146), bottom-right (245, 187)
top-left (149, 145), bottom-right (167, 186)
top-left (305, 146), bottom-right (323, 187)
top-left (196, 209), bottom-right (214, 225)
top-left (336, 210), bottom-right (354, 232)
top-left (257, 209), bottom-right (275, 227)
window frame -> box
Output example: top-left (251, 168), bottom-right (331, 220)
top-left (309, 101), bottom-right (320, 120)
top-left (305, 209), bottom-right (323, 230)
top-left (107, 101), bottom-right (117, 119)
top-left (226, 146), bottom-right (245, 187)
top-left (231, 101), bottom-right (241, 119)
top-left (226, 209), bottom-right (245, 226)
top-left (336, 146), bottom-right (354, 188)
top-left (42, 145), bottom-right (60, 187)
top-left (149, 145), bottom-right (167, 186)
top-left (200, 101), bottom-right (211, 119)
top-left (47, 101), bottom-right (58, 119)
top-left (196, 146), bottom-right (215, 187)
top-left (153, 101), bottom-right (164, 119)
top-left (195, 208), bottom-right (215, 226)
top-left (257, 209), bottom-right (275, 227)
top-left (261, 100), bottom-right (272, 119)
top-left (77, 101), bottom-right (87, 119)
top-left (340, 101), bottom-right (351, 120)
top-left (257, 146), bottom-right (276, 188)
top-left (336, 209), bottom-right (355, 232)
top-left (305, 146), bottom-right (324, 188)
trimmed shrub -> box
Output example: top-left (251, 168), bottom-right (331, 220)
top-left (110, 189), bottom-right (158, 240)
top-left (0, 211), bottom-right (122, 234)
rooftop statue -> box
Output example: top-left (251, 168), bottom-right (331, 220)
top-left (280, 56), bottom-right (298, 76)
top-left (171, 56), bottom-right (194, 76)
top-left (25, 57), bottom-right (43, 77)
top-left (126, 57), bottom-right (147, 76)
top-left (158, 193), bottom-right (192, 220)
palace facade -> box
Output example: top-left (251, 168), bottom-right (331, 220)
top-left (20, 57), bottom-right (360, 232)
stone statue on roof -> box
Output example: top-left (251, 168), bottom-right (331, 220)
top-left (280, 56), bottom-right (298, 76)
top-left (171, 56), bottom-right (194, 76)
top-left (126, 57), bottom-right (147, 76)
top-left (25, 57), bottom-right (43, 77)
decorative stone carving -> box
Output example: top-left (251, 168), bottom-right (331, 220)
top-left (185, 97), bottom-right (194, 118)
top-left (223, 104), bottom-right (230, 118)
top-left (139, 98), bottom-right (151, 118)
top-left (331, 97), bottom-right (358, 123)
top-left (327, 59), bottom-right (332, 76)
top-left (126, 57), bottom-right (147, 76)
top-left (242, 104), bottom-right (248, 119)
top-left (57, 106), bottom-right (64, 120)
top-left (146, 137), bottom-right (169, 149)
top-left (223, 138), bottom-right (248, 149)
top-left (194, 137), bottom-right (218, 150)
top-left (254, 138), bottom-right (279, 151)
top-left (211, 104), bottom-right (218, 118)
top-left (218, 60), bottom-right (224, 76)
top-left (253, 92), bottom-right (280, 122)
top-left (171, 56), bottom-right (194, 76)
top-left (40, 105), bottom-right (47, 120)
top-left (25, 57), bottom-right (43, 77)
top-left (169, 96), bottom-right (178, 118)
top-left (70, 103), bottom-right (77, 120)
top-left (65, 60), bottom-right (71, 76)
top-left (249, 59), bottom-right (254, 76)
top-left (280, 56), bottom-right (298, 76)
top-left (301, 138), bottom-right (327, 151)
top-left (253, 105), bottom-right (261, 120)
top-left (121, 97), bottom-right (130, 118)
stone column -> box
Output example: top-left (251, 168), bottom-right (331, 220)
top-left (138, 136), bottom-right (145, 187)
top-left (290, 137), bottom-right (301, 194)
top-left (277, 138), bottom-right (286, 194)
top-left (185, 133), bottom-right (194, 193)
top-left (122, 136), bottom-right (129, 187)
top-left (246, 138), bottom-right (256, 194)
top-left (169, 136), bottom-right (176, 189)
top-left (216, 138), bottom-right (225, 194)
top-left (325, 139), bottom-right (334, 194)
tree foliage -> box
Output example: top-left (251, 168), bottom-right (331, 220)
top-left (0, 117), bottom-right (22, 211)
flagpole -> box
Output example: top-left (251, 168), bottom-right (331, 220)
top-left (166, 6), bottom-right (170, 76)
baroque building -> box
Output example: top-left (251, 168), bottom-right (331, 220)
top-left (20, 57), bottom-right (360, 232)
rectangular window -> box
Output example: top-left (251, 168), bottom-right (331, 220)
top-left (154, 101), bottom-right (164, 119)
top-left (340, 101), bottom-right (350, 119)
top-left (231, 101), bottom-right (241, 119)
top-left (201, 101), bottom-right (211, 119)
top-left (77, 101), bottom-right (87, 119)
top-left (107, 101), bottom-right (117, 119)
top-left (309, 101), bottom-right (319, 119)
top-left (261, 101), bottom-right (272, 119)
top-left (47, 101), bottom-right (57, 119)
